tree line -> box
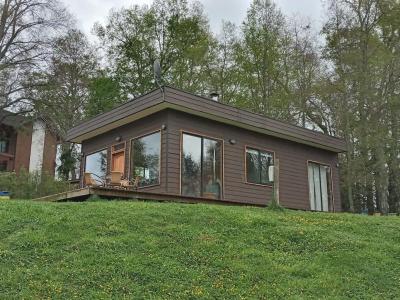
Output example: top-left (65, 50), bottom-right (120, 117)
top-left (1, 0), bottom-right (399, 214)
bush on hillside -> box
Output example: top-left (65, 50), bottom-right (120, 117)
top-left (0, 169), bottom-right (73, 199)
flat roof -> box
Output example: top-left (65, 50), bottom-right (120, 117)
top-left (66, 86), bottom-right (346, 153)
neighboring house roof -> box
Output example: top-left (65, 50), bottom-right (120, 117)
top-left (66, 86), bottom-right (346, 153)
top-left (0, 109), bottom-right (29, 128)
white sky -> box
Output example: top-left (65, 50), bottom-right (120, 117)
top-left (61, 0), bottom-right (325, 38)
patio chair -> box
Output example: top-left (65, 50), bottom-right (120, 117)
top-left (83, 172), bottom-right (104, 187)
top-left (108, 171), bottom-right (124, 188)
top-left (132, 176), bottom-right (141, 190)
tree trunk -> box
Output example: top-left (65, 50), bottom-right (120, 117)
top-left (374, 142), bottom-right (389, 215)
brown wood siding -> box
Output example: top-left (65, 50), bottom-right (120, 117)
top-left (81, 111), bottom-right (168, 194)
top-left (166, 110), bottom-right (341, 211)
top-left (14, 124), bottom-right (33, 173)
top-left (41, 129), bottom-right (57, 175)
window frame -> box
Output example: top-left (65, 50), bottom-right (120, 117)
top-left (179, 130), bottom-right (224, 199)
top-left (307, 160), bottom-right (334, 212)
top-left (111, 141), bottom-right (126, 154)
top-left (129, 129), bottom-right (162, 189)
top-left (84, 147), bottom-right (109, 180)
top-left (244, 146), bottom-right (275, 187)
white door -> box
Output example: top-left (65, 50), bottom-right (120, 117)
top-left (308, 162), bottom-right (331, 212)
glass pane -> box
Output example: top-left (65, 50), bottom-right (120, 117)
top-left (313, 163), bottom-right (322, 211)
top-left (85, 149), bottom-right (107, 181)
top-left (308, 164), bottom-right (316, 210)
top-left (320, 165), bottom-right (330, 212)
top-left (308, 162), bottom-right (332, 212)
top-left (182, 134), bottom-right (202, 197)
top-left (131, 131), bottom-right (160, 187)
top-left (260, 151), bottom-right (273, 184)
top-left (246, 148), bottom-right (260, 184)
top-left (202, 138), bottom-right (222, 199)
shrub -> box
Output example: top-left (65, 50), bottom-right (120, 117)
top-left (0, 169), bottom-right (73, 199)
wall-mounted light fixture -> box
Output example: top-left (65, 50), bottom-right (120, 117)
top-left (229, 139), bottom-right (237, 145)
top-left (115, 136), bottom-right (122, 142)
top-left (161, 124), bottom-right (167, 130)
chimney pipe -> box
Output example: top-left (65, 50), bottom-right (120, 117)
top-left (209, 92), bottom-right (219, 101)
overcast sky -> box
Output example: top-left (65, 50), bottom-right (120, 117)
top-left (62, 0), bottom-right (325, 38)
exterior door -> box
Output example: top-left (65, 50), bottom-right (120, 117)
top-left (308, 162), bottom-right (331, 211)
top-left (112, 151), bottom-right (125, 174)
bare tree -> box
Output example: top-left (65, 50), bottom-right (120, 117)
top-left (0, 0), bottom-right (68, 121)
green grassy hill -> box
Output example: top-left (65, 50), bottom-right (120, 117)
top-left (0, 200), bottom-right (399, 299)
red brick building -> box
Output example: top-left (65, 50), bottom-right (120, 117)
top-left (0, 111), bottom-right (57, 175)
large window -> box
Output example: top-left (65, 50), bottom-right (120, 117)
top-left (246, 147), bottom-right (274, 185)
top-left (181, 133), bottom-right (222, 199)
top-left (308, 162), bottom-right (331, 212)
top-left (131, 131), bottom-right (161, 187)
top-left (85, 149), bottom-right (108, 181)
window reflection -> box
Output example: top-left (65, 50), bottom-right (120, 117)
top-left (182, 134), bottom-right (201, 197)
top-left (131, 131), bottom-right (161, 187)
top-left (246, 147), bottom-right (273, 185)
top-left (182, 133), bottom-right (222, 199)
top-left (85, 149), bottom-right (107, 180)
top-left (202, 138), bottom-right (222, 199)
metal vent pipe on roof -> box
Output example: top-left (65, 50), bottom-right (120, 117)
top-left (209, 92), bottom-right (219, 101)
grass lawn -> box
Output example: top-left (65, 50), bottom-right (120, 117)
top-left (0, 200), bottom-right (399, 299)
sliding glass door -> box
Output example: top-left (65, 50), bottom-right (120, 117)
top-left (308, 162), bottom-right (331, 211)
top-left (181, 133), bottom-right (222, 199)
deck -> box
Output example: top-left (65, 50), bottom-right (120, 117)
top-left (32, 187), bottom-right (259, 206)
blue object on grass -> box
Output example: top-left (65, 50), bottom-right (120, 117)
top-left (0, 191), bottom-right (10, 196)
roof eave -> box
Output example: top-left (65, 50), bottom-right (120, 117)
top-left (67, 102), bottom-right (345, 153)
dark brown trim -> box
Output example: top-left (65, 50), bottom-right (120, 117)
top-left (67, 86), bottom-right (346, 153)
top-left (164, 87), bottom-right (346, 152)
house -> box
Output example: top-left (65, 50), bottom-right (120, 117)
top-left (66, 86), bottom-right (346, 211)
top-left (0, 111), bottom-right (57, 175)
